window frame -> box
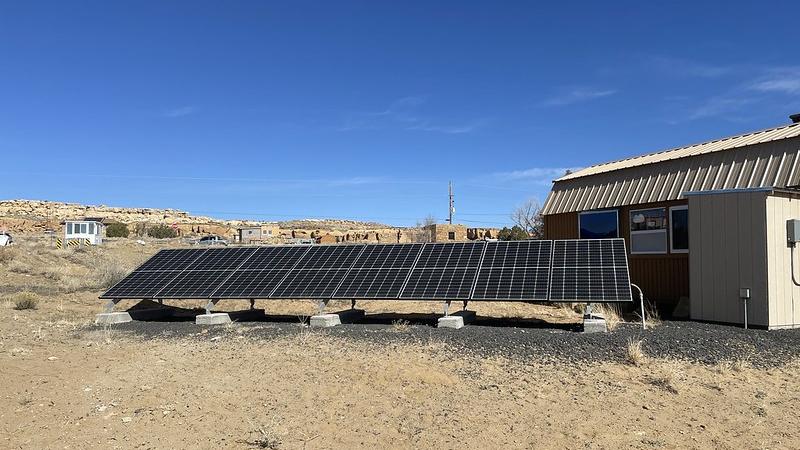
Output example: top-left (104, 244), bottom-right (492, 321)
top-left (629, 207), bottom-right (668, 255)
top-left (669, 205), bottom-right (689, 254)
top-left (578, 209), bottom-right (619, 239)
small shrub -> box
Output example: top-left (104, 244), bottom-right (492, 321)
top-left (106, 222), bottom-right (130, 238)
top-left (392, 319), bottom-right (411, 332)
top-left (147, 224), bottom-right (178, 239)
top-left (93, 263), bottom-right (129, 289)
top-left (626, 338), bottom-right (645, 366)
top-left (595, 304), bottom-right (622, 330)
top-left (12, 292), bottom-right (39, 310)
top-left (0, 249), bottom-right (14, 264)
top-left (8, 260), bottom-right (34, 274)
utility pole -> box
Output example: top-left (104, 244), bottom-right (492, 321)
top-left (447, 181), bottom-right (455, 224)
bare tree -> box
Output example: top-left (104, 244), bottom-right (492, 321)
top-left (511, 199), bottom-right (545, 239)
top-left (405, 214), bottom-right (437, 243)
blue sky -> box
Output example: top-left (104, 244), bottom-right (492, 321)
top-left (2, 1), bottom-right (799, 227)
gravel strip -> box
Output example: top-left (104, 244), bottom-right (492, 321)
top-left (107, 315), bottom-right (800, 368)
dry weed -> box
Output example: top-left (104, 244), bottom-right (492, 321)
top-left (11, 292), bottom-right (39, 310)
top-left (92, 263), bottom-right (129, 289)
top-left (625, 338), bottom-right (645, 366)
top-left (595, 304), bottom-right (622, 330)
top-left (643, 299), bottom-right (662, 328)
top-left (391, 319), bottom-right (411, 332)
top-left (647, 362), bottom-right (681, 394)
top-left (0, 248), bottom-right (14, 264)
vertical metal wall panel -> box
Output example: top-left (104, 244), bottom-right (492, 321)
top-left (765, 193), bottom-right (800, 328)
top-left (688, 191), bottom-right (770, 327)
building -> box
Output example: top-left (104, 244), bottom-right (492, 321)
top-left (542, 114), bottom-right (800, 329)
top-left (237, 226), bottom-right (262, 244)
top-left (63, 218), bottom-right (106, 245)
top-left (429, 223), bottom-right (468, 242)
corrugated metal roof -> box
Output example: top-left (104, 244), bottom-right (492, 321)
top-left (556, 122), bottom-right (800, 182)
top-left (542, 135), bottom-right (800, 215)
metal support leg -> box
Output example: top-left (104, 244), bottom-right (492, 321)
top-left (158, 299), bottom-right (163, 306)
top-left (584, 303), bottom-right (593, 318)
top-left (631, 283), bottom-right (645, 330)
top-left (463, 300), bottom-right (468, 311)
top-left (318, 299), bottom-right (329, 315)
top-left (205, 299), bottom-right (219, 315)
top-left (250, 299), bottom-right (255, 310)
top-left (105, 299), bottom-right (119, 314)
top-left (443, 300), bottom-right (451, 317)
top-left (351, 299), bottom-right (356, 310)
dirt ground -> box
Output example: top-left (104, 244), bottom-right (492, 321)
top-left (2, 238), bottom-right (800, 449)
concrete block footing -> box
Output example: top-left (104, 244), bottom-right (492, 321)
top-left (583, 318), bottom-right (608, 333)
top-left (95, 312), bottom-right (132, 325)
top-left (438, 310), bottom-right (476, 329)
top-left (310, 309), bottom-right (365, 328)
top-left (196, 313), bottom-right (232, 325)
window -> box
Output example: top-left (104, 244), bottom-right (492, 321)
top-left (670, 206), bottom-right (689, 253)
top-left (579, 210), bottom-right (618, 239)
top-left (630, 208), bottom-right (667, 254)
top-left (88, 223), bottom-right (95, 235)
top-left (78, 223), bottom-right (87, 234)
top-left (448, 231), bottom-right (456, 240)
top-left (66, 223), bottom-right (73, 234)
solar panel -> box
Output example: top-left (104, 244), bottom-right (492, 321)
top-left (239, 246), bottom-right (310, 270)
top-left (549, 239), bottom-right (632, 302)
top-left (211, 269), bottom-right (289, 299)
top-left (186, 247), bottom-right (258, 270)
top-left (472, 240), bottom-right (552, 301)
top-left (332, 244), bottom-right (424, 299)
top-left (101, 271), bottom-right (184, 299)
top-left (269, 245), bottom-right (365, 298)
top-left (136, 249), bottom-right (207, 271)
top-left (157, 270), bottom-right (237, 298)
top-left (399, 242), bottom-right (485, 300)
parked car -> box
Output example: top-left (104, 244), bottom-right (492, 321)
top-left (196, 235), bottom-right (228, 246)
top-left (0, 232), bottom-right (12, 246)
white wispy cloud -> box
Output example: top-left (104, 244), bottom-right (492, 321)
top-left (162, 106), bottom-right (197, 118)
top-left (490, 167), bottom-right (581, 185)
top-left (749, 67), bottom-right (800, 95)
top-left (540, 88), bottom-right (617, 107)
top-left (336, 96), bottom-right (485, 134)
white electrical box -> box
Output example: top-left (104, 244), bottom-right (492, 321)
top-left (739, 288), bottom-right (750, 299)
top-left (788, 219), bottom-right (800, 243)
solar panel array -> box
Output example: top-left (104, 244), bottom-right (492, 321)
top-left (101, 239), bottom-right (632, 302)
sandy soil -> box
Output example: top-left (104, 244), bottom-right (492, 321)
top-left (1, 238), bottom-right (800, 449)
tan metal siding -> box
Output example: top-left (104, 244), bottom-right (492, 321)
top-left (688, 191), bottom-right (769, 327)
top-left (765, 194), bottom-right (800, 328)
top-left (543, 137), bottom-right (800, 215)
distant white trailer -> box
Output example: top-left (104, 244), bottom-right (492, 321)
top-left (0, 232), bottom-right (12, 246)
top-left (63, 219), bottom-right (105, 246)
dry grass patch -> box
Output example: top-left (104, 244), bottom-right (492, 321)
top-left (625, 338), bottom-right (645, 366)
top-left (391, 319), bottom-right (411, 332)
top-left (0, 248), bottom-right (15, 264)
top-left (646, 362), bottom-right (681, 394)
top-left (595, 304), bottom-right (622, 330)
top-left (10, 291), bottom-right (39, 310)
